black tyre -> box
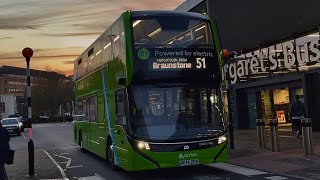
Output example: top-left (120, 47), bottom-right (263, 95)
top-left (79, 133), bottom-right (86, 152)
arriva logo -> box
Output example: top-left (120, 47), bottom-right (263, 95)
top-left (138, 48), bottom-right (150, 60)
top-left (178, 153), bottom-right (197, 159)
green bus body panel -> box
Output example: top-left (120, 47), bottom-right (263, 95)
top-left (73, 11), bottom-right (229, 171)
top-left (111, 127), bottom-right (228, 171)
top-left (74, 58), bottom-right (126, 158)
top-left (112, 126), bottom-right (158, 170)
top-left (73, 12), bottom-right (131, 164)
top-left (135, 142), bottom-right (228, 170)
top-left (203, 14), bottom-right (222, 75)
top-left (123, 12), bottom-right (134, 84)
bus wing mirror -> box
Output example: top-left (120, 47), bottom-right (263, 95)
top-left (118, 77), bottom-right (126, 85)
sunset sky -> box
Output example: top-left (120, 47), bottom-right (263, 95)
top-left (0, 0), bottom-right (184, 76)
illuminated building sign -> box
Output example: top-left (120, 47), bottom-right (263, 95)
top-left (224, 38), bottom-right (320, 84)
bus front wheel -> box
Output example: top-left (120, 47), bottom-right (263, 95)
top-left (79, 133), bottom-right (86, 152)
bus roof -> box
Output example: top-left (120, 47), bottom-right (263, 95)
top-left (130, 10), bottom-right (209, 20)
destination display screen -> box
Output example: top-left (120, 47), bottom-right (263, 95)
top-left (138, 48), bottom-right (214, 71)
top-left (134, 48), bottom-right (218, 76)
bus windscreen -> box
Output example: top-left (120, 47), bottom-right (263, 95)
top-left (127, 84), bottom-right (224, 142)
top-left (131, 15), bottom-right (220, 81)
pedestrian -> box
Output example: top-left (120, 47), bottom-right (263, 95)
top-left (289, 95), bottom-right (306, 138)
top-left (0, 121), bottom-right (10, 180)
top-left (68, 115), bottom-right (73, 123)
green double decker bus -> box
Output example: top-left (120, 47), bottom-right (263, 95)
top-left (73, 10), bottom-right (228, 171)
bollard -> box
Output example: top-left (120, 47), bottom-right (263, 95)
top-left (269, 119), bottom-right (280, 152)
top-left (256, 119), bottom-right (266, 149)
top-left (28, 139), bottom-right (34, 175)
top-left (301, 118), bottom-right (314, 156)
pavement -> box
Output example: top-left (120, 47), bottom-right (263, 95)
top-left (229, 124), bottom-right (320, 180)
top-left (5, 149), bottom-right (65, 180)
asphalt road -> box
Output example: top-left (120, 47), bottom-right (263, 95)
top-left (8, 123), bottom-right (303, 180)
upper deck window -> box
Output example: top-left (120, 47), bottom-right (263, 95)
top-left (132, 15), bottom-right (214, 49)
top-left (78, 58), bottom-right (82, 65)
top-left (88, 48), bottom-right (94, 57)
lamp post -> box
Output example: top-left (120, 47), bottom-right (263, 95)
top-left (22, 47), bottom-right (34, 176)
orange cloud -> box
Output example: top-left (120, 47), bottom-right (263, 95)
top-left (0, 0), bottom-right (185, 76)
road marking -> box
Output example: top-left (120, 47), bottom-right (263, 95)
top-left (58, 154), bottom-right (72, 167)
top-left (94, 174), bottom-right (106, 180)
top-left (54, 151), bottom-right (83, 171)
top-left (78, 173), bottom-right (106, 180)
top-left (52, 151), bottom-right (58, 156)
top-left (43, 150), bottom-right (67, 179)
top-left (67, 165), bottom-right (84, 169)
top-left (207, 163), bottom-right (268, 176)
top-left (22, 133), bottom-right (27, 140)
top-left (60, 146), bottom-right (78, 150)
top-left (265, 176), bottom-right (288, 180)
top-left (193, 176), bottom-right (223, 180)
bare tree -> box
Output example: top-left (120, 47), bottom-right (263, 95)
top-left (31, 66), bottom-right (72, 118)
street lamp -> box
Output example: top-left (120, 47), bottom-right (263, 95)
top-left (22, 47), bottom-right (34, 176)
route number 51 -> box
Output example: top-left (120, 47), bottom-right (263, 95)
top-left (196, 58), bottom-right (206, 69)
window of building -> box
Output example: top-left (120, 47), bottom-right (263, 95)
top-left (0, 102), bottom-right (5, 113)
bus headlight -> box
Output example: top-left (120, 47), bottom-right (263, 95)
top-left (137, 141), bottom-right (150, 150)
top-left (218, 135), bottom-right (227, 144)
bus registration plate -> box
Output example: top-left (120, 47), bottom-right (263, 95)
top-left (179, 159), bottom-right (199, 166)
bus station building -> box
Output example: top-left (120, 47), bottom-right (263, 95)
top-left (176, 0), bottom-right (320, 131)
